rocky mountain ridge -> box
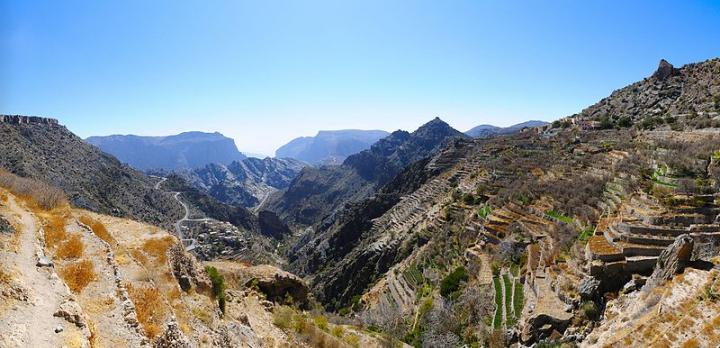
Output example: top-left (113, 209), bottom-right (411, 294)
top-left (179, 157), bottom-right (308, 209)
top-left (0, 118), bottom-right (183, 229)
top-left (264, 117), bottom-right (467, 226)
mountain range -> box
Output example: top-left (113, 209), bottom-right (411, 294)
top-left (465, 120), bottom-right (548, 138)
top-left (3, 58), bottom-right (720, 347)
top-left (264, 117), bottom-right (467, 226)
top-left (86, 131), bottom-right (246, 171)
top-left (275, 129), bottom-right (389, 165)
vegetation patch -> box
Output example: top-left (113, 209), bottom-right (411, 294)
top-left (440, 266), bottom-right (468, 298)
top-left (127, 283), bottom-right (168, 339)
top-left (142, 236), bottom-right (175, 264)
top-left (0, 170), bottom-right (67, 210)
top-left (544, 210), bottom-right (574, 224)
top-left (205, 266), bottom-right (227, 315)
top-left (503, 274), bottom-right (514, 326)
top-left (492, 276), bottom-right (503, 329)
top-left (79, 215), bottom-right (115, 246)
top-left (476, 205), bottom-right (492, 220)
top-left (59, 259), bottom-right (96, 293)
top-left (56, 233), bottom-right (84, 260)
top-left (512, 279), bottom-right (524, 323)
top-left (44, 214), bottom-right (68, 249)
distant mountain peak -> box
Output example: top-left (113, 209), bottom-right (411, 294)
top-left (275, 129), bottom-right (389, 165)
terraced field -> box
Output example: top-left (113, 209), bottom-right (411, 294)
top-left (492, 270), bottom-right (524, 329)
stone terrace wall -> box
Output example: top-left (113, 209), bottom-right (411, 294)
top-left (0, 115), bottom-right (59, 125)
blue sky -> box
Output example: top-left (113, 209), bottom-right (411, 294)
top-left (2, 1), bottom-right (719, 155)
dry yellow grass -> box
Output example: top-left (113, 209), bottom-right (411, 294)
top-left (79, 215), bottom-right (115, 246)
top-left (127, 283), bottom-right (168, 339)
top-left (130, 248), bottom-right (149, 266)
top-left (0, 268), bottom-right (13, 284)
top-left (681, 337), bottom-right (700, 348)
top-left (60, 259), bottom-right (96, 293)
top-left (44, 214), bottom-right (68, 249)
top-left (142, 236), bottom-right (175, 264)
top-left (56, 234), bottom-right (84, 260)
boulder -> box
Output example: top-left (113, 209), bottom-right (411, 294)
top-left (36, 255), bottom-right (54, 268)
top-left (54, 299), bottom-right (87, 329)
top-left (578, 276), bottom-right (600, 301)
top-left (647, 234), bottom-right (693, 286)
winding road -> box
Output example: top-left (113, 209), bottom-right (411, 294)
top-left (151, 176), bottom-right (201, 251)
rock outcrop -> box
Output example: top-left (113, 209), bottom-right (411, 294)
top-left (248, 265), bottom-right (309, 307)
top-left (647, 234), bottom-right (694, 286)
top-left (154, 322), bottom-right (191, 348)
top-left (652, 59), bottom-right (679, 81)
top-left (0, 115), bottom-right (59, 125)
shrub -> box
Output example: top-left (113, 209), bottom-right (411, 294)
top-left (44, 215), bottom-right (68, 249)
top-left (142, 236), bottom-right (175, 264)
top-left (56, 234), bottom-right (84, 259)
top-left (344, 334), bottom-right (360, 347)
top-left (331, 325), bottom-right (344, 338)
top-left (205, 266), bottom-right (226, 315)
top-left (79, 215), bottom-right (115, 245)
top-left (617, 116), bottom-right (632, 128)
top-left (0, 170), bottom-right (67, 210)
top-left (313, 315), bottom-right (329, 331)
top-left (127, 283), bottom-right (167, 339)
top-left (273, 306), bottom-right (294, 330)
top-left (440, 266), bottom-right (469, 298)
top-left (580, 301), bottom-right (599, 320)
top-left (59, 259), bottom-right (96, 293)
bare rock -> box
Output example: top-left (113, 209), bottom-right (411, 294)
top-left (36, 255), bottom-right (53, 268)
top-left (652, 59), bottom-right (679, 81)
top-left (154, 321), bottom-right (191, 348)
top-left (214, 322), bottom-right (262, 348)
top-left (54, 299), bottom-right (87, 329)
top-left (168, 244), bottom-right (211, 293)
top-left (246, 265), bottom-right (309, 307)
top-left (578, 276), bottom-right (600, 301)
top-left (647, 234), bottom-right (693, 287)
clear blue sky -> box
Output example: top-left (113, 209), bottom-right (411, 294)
top-left (2, 1), bottom-right (719, 155)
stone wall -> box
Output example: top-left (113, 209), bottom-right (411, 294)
top-left (0, 115), bottom-right (59, 125)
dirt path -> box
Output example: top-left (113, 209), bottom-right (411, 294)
top-left (0, 196), bottom-right (87, 347)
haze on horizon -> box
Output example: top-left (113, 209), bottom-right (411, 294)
top-left (2, 0), bottom-right (719, 155)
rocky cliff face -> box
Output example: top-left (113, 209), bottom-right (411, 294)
top-left (265, 118), bottom-right (467, 227)
top-left (86, 131), bottom-right (246, 171)
top-left (275, 129), bottom-right (389, 165)
top-left (0, 118), bottom-right (182, 229)
top-left (180, 157), bottom-right (307, 209)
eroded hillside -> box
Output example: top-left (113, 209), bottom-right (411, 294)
top-left (0, 174), bottom-right (397, 347)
